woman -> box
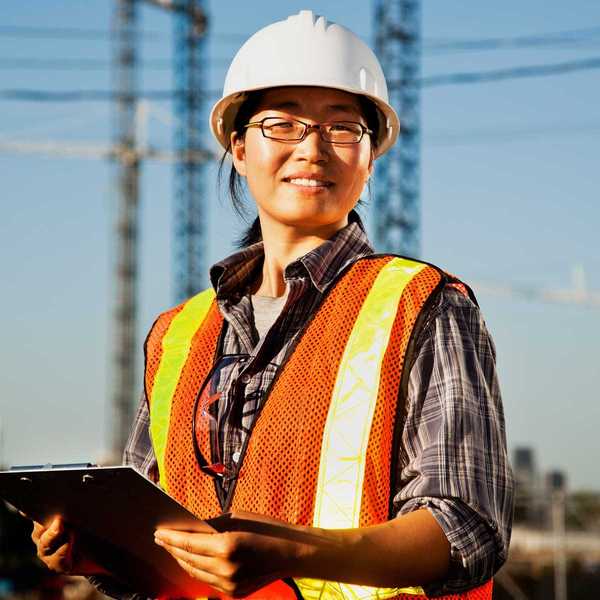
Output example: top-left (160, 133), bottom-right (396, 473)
top-left (31, 11), bottom-right (513, 600)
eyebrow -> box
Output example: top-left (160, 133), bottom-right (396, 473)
top-left (327, 103), bottom-right (360, 113)
top-left (267, 101), bottom-right (360, 114)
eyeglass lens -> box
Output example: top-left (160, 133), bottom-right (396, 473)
top-left (193, 354), bottom-right (248, 479)
top-left (262, 118), bottom-right (364, 143)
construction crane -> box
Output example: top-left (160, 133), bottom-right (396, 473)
top-left (471, 265), bottom-right (600, 309)
top-left (373, 0), bottom-right (421, 258)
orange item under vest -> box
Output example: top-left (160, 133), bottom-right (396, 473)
top-left (145, 255), bottom-right (491, 600)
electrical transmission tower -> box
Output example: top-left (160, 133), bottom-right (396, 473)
top-left (112, 0), bottom-right (140, 459)
top-left (373, 0), bottom-right (421, 257)
top-left (110, 0), bottom-right (208, 458)
top-left (172, 0), bottom-right (208, 302)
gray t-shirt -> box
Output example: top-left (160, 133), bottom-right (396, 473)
top-left (250, 292), bottom-right (288, 341)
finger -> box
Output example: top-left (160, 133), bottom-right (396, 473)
top-left (38, 519), bottom-right (70, 557)
top-left (46, 540), bottom-right (73, 573)
top-left (31, 521), bottom-right (45, 544)
top-left (44, 515), bottom-right (66, 529)
top-left (172, 555), bottom-right (232, 596)
top-left (156, 539), bottom-right (224, 574)
top-left (158, 538), bottom-right (270, 599)
top-left (155, 529), bottom-right (219, 557)
top-left (155, 536), bottom-right (229, 592)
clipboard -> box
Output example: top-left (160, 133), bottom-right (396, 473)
top-left (0, 464), bottom-right (226, 597)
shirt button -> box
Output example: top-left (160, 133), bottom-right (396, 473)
top-left (232, 451), bottom-right (241, 463)
top-left (240, 374), bottom-right (251, 384)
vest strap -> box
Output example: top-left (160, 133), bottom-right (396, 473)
top-left (149, 288), bottom-right (216, 491)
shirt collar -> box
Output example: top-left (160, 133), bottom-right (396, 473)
top-left (209, 210), bottom-right (374, 298)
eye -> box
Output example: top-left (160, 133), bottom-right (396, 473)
top-left (265, 119), bottom-right (295, 130)
top-left (329, 122), bottom-right (361, 133)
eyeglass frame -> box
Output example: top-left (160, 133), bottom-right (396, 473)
top-left (244, 116), bottom-right (373, 144)
top-left (191, 353), bottom-right (250, 481)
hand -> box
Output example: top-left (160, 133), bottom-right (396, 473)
top-left (29, 515), bottom-right (109, 576)
top-left (154, 511), bottom-right (307, 598)
top-left (154, 508), bottom-right (451, 594)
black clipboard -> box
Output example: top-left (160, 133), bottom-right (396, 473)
top-left (0, 464), bottom-right (226, 597)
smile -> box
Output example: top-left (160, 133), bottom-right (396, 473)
top-left (284, 177), bottom-right (333, 188)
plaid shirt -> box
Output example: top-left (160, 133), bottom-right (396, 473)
top-left (91, 212), bottom-right (514, 598)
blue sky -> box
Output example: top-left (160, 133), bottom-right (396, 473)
top-left (1, 1), bottom-right (599, 491)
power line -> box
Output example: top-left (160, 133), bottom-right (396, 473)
top-left (2, 23), bottom-right (600, 52)
top-left (0, 58), bottom-right (171, 71)
top-left (423, 26), bottom-right (600, 54)
top-left (0, 24), bottom-right (245, 42)
top-left (417, 56), bottom-right (600, 87)
top-left (0, 57), bottom-right (229, 71)
top-left (0, 89), bottom-right (178, 101)
top-left (425, 121), bottom-right (600, 147)
top-left (5, 55), bottom-right (600, 103)
top-left (4, 53), bottom-right (596, 75)
top-left (0, 25), bottom-right (155, 40)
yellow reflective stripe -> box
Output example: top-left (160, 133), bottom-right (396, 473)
top-left (295, 258), bottom-right (427, 600)
top-left (293, 580), bottom-right (424, 599)
top-left (313, 257), bottom-right (427, 530)
top-left (150, 288), bottom-right (216, 491)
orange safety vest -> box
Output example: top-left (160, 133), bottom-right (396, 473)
top-left (145, 255), bottom-right (493, 600)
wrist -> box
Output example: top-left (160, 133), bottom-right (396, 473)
top-left (286, 525), bottom-right (358, 581)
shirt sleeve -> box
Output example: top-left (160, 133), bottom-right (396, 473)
top-left (87, 392), bottom-right (158, 599)
top-left (392, 286), bottom-right (514, 597)
top-left (122, 391), bottom-right (159, 482)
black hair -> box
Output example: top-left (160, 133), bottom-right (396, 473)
top-left (217, 90), bottom-right (380, 248)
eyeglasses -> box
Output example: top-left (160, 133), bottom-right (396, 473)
top-left (244, 116), bottom-right (373, 144)
top-left (191, 354), bottom-right (249, 481)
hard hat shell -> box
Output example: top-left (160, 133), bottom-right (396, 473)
top-left (209, 10), bottom-right (399, 158)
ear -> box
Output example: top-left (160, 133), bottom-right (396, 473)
top-left (230, 131), bottom-right (247, 177)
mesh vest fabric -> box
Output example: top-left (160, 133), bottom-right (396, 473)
top-left (144, 256), bottom-right (492, 600)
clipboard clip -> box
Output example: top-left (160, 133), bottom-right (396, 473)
top-left (10, 462), bottom-right (97, 471)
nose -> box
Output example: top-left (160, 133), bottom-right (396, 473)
top-left (295, 125), bottom-right (329, 162)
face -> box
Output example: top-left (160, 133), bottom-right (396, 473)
top-left (231, 86), bottom-right (374, 237)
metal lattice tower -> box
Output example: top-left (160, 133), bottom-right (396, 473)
top-left (373, 0), bottom-right (421, 257)
top-left (109, 0), bottom-right (208, 457)
top-left (173, 0), bottom-right (208, 302)
top-left (111, 0), bottom-right (139, 458)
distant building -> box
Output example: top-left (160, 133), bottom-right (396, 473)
top-left (547, 469), bottom-right (567, 492)
top-left (513, 446), bottom-right (543, 525)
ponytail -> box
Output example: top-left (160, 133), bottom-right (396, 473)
top-left (236, 216), bottom-right (262, 248)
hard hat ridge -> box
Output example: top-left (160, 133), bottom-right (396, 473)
top-left (210, 10), bottom-right (400, 158)
top-left (293, 9), bottom-right (328, 30)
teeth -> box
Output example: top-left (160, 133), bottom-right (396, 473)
top-left (288, 178), bottom-right (328, 187)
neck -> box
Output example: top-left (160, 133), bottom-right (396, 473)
top-left (253, 214), bottom-right (348, 297)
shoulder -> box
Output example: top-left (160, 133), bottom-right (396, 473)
top-left (154, 287), bottom-right (216, 322)
top-left (357, 255), bottom-right (479, 311)
top-left (145, 288), bottom-right (217, 347)
top-left (412, 281), bottom-right (496, 362)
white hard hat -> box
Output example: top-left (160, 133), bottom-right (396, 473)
top-left (209, 10), bottom-right (400, 158)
